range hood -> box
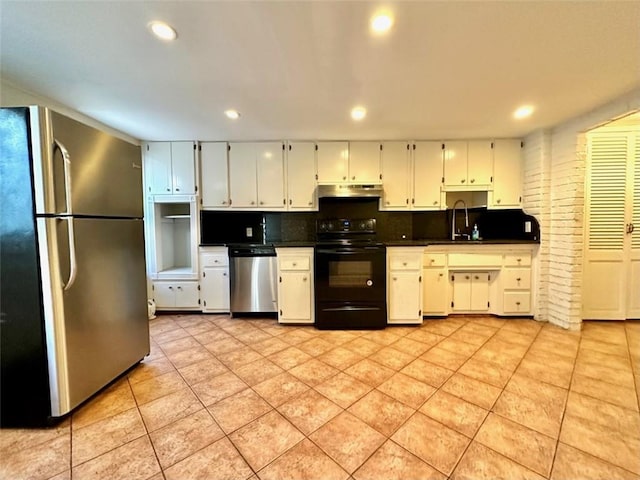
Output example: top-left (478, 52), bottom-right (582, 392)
top-left (317, 184), bottom-right (384, 198)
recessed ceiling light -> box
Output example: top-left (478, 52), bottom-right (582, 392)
top-left (513, 105), bottom-right (534, 119)
top-left (371, 14), bottom-right (393, 33)
top-left (351, 106), bottom-right (367, 121)
top-left (224, 110), bottom-right (240, 120)
top-left (149, 21), bottom-right (177, 41)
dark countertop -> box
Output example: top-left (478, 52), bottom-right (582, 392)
top-left (385, 239), bottom-right (540, 246)
top-left (202, 239), bottom-right (539, 248)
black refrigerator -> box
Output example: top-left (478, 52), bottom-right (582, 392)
top-left (0, 106), bottom-right (149, 427)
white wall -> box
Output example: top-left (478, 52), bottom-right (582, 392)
top-left (524, 87), bottom-right (640, 330)
top-left (1, 78), bottom-right (139, 145)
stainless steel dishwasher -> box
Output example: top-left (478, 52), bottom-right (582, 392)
top-left (229, 245), bottom-right (278, 315)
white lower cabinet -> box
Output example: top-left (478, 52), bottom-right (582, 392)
top-left (451, 272), bottom-right (491, 312)
top-left (387, 248), bottom-right (423, 324)
top-left (276, 248), bottom-right (314, 324)
top-left (499, 252), bottom-right (532, 315)
top-left (199, 247), bottom-right (229, 313)
top-left (422, 252), bottom-right (448, 315)
top-left (152, 281), bottom-right (200, 310)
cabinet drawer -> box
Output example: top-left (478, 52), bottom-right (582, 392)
top-left (504, 253), bottom-right (531, 267)
top-left (503, 291), bottom-right (531, 313)
top-left (502, 268), bottom-right (531, 290)
top-left (200, 252), bottom-right (229, 267)
top-left (423, 253), bottom-right (446, 267)
top-left (390, 255), bottom-right (422, 270)
top-left (279, 257), bottom-right (310, 271)
top-left (448, 253), bottom-right (502, 268)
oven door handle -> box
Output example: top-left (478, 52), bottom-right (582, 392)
top-left (316, 248), bottom-right (371, 255)
top-left (322, 306), bottom-right (381, 312)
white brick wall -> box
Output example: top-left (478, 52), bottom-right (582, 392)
top-left (523, 87), bottom-right (640, 330)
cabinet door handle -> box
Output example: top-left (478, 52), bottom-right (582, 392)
top-left (393, 277), bottom-right (397, 281)
top-left (176, 188), bottom-right (180, 191)
top-left (289, 199), bottom-right (292, 205)
top-left (412, 198), bottom-right (415, 204)
top-left (343, 176), bottom-right (347, 180)
top-left (470, 178), bottom-right (475, 184)
top-left (223, 273), bottom-right (227, 276)
top-left (497, 199), bottom-right (501, 204)
top-left (308, 201), bottom-right (313, 206)
top-left (292, 262), bottom-right (297, 266)
top-left (166, 188), bottom-right (171, 192)
top-left (474, 275), bottom-right (479, 280)
top-left (222, 200), bottom-right (227, 205)
top-left (303, 277), bottom-right (307, 282)
top-left (439, 273), bottom-right (443, 277)
top-left (177, 286), bottom-right (182, 290)
top-left (465, 275), bottom-right (470, 280)
top-left (516, 301), bottom-right (521, 306)
top-left (168, 286), bottom-right (173, 290)
top-left (461, 179), bottom-right (465, 183)
top-left (433, 200), bottom-right (438, 205)
top-left (516, 277), bottom-right (521, 282)
top-left (251, 201), bottom-right (255, 205)
top-left (403, 262), bottom-right (407, 266)
top-left (386, 201), bottom-right (390, 205)
top-left (259, 201), bottom-right (264, 205)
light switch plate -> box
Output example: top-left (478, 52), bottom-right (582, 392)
top-left (524, 221), bottom-right (532, 233)
top-left (246, 227), bottom-right (253, 237)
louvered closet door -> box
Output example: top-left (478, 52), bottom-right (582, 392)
top-left (583, 133), bottom-right (628, 319)
top-left (627, 136), bottom-right (640, 318)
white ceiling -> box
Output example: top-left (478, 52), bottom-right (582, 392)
top-left (1, 1), bottom-right (639, 142)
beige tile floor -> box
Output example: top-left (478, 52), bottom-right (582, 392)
top-left (2, 315), bottom-right (640, 480)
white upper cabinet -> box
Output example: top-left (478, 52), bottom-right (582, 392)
top-left (144, 141), bottom-right (196, 195)
top-left (316, 141), bottom-right (349, 183)
top-left (256, 142), bottom-right (286, 208)
top-left (491, 139), bottom-right (523, 208)
top-left (380, 142), bottom-right (411, 209)
top-left (349, 141), bottom-right (382, 184)
top-left (228, 142), bottom-right (285, 209)
top-left (467, 140), bottom-right (493, 186)
top-left (200, 142), bottom-right (229, 208)
top-left (228, 143), bottom-right (257, 207)
top-left (443, 140), bottom-right (492, 189)
top-left (286, 142), bottom-right (317, 211)
top-left (413, 141), bottom-right (444, 210)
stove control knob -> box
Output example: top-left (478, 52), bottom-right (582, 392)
top-left (359, 222), bottom-right (366, 230)
top-left (366, 280), bottom-right (373, 286)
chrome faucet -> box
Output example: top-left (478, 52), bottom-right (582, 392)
top-left (451, 199), bottom-right (469, 240)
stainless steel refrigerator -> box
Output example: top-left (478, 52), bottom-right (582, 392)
top-left (0, 106), bottom-right (149, 427)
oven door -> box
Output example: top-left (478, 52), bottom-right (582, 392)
top-left (314, 245), bottom-right (386, 303)
top-left (314, 245), bottom-right (387, 329)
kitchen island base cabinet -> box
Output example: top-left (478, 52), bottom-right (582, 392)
top-left (276, 248), bottom-right (314, 324)
top-left (387, 248), bottom-right (423, 324)
top-left (152, 281), bottom-right (200, 310)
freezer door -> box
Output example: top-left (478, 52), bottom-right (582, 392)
top-left (38, 217), bottom-right (149, 416)
top-left (33, 108), bottom-right (143, 217)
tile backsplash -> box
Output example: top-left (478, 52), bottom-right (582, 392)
top-left (200, 199), bottom-right (540, 244)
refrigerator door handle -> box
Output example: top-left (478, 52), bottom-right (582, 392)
top-left (53, 139), bottom-right (77, 290)
top-left (53, 138), bottom-right (73, 215)
top-left (63, 217), bottom-right (78, 291)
